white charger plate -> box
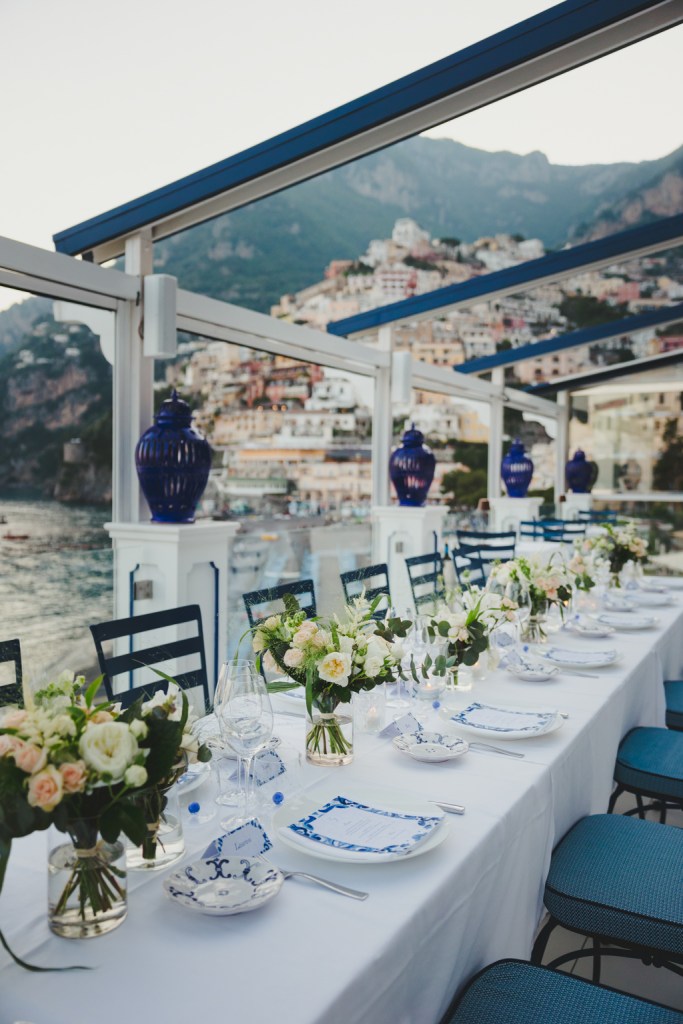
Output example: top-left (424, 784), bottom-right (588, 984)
top-left (565, 620), bottom-right (615, 639)
top-left (625, 590), bottom-right (673, 607)
top-left (163, 856), bottom-right (283, 915)
top-left (393, 731), bottom-right (469, 762)
top-left (273, 787), bottom-right (450, 864)
top-left (447, 702), bottom-right (563, 740)
top-left (596, 612), bottom-right (657, 631)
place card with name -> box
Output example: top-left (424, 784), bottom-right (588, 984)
top-left (203, 818), bottom-right (272, 858)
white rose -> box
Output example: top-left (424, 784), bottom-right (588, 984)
top-left (365, 637), bottom-right (389, 664)
top-left (339, 635), bottom-right (354, 655)
top-left (129, 719), bottom-right (148, 740)
top-left (283, 647), bottom-right (304, 668)
top-left (263, 616), bottom-right (279, 630)
top-left (318, 652), bottom-right (352, 685)
top-left (47, 713), bottom-right (77, 739)
top-left (292, 621), bottom-right (318, 648)
top-left (79, 722), bottom-right (140, 782)
top-left (262, 650), bottom-right (277, 673)
top-left (141, 682), bottom-right (182, 721)
top-left (124, 764), bottom-right (148, 787)
top-left (252, 630), bottom-right (266, 653)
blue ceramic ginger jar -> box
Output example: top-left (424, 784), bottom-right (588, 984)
top-left (135, 390), bottom-right (212, 523)
top-left (565, 449), bottom-right (595, 493)
top-left (389, 423), bottom-right (435, 506)
top-left (501, 438), bottom-right (533, 498)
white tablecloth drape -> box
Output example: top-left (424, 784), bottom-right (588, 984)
top-left (0, 595), bottom-right (680, 1024)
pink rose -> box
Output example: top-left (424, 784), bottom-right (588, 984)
top-left (60, 760), bottom-right (88, 794)
top-left (1, 708), bottom-right (28, 729)
top-left (13, 741), bottom-right (47, 775)
top-left (27, 765), bottom-right (64, 811)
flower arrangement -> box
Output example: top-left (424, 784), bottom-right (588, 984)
top-left (581, 522), bottom-right (647, 581)
top-left (423, 590), bottom-right (518, 685)
top-left (251, 594), bottom-right (410, 763)
top-left (0, 672), bottom-right (210, 960)
top-left (566, 549), bottom-right (597, 592)
top-left (488, 555), bottom-right (572, 642)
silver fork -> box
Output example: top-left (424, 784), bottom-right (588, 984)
top-left (278, 868), bottom-right (368, 900)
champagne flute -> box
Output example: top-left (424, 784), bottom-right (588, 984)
top-left (214, 660), bottom-right (273, 827)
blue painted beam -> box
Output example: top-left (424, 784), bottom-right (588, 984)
top-left (526, 347), bottom-right (683, 393)
top-left (53, 0), bottom-right (672, 256)
top-left (459, 303), bottom-right (683, 374)
top-left (328, 214), bottom-right (683, 336)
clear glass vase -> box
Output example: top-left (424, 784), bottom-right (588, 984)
top-left (48, 823), bottom-right (127, 939)
top-left (125, 786), bottom-right (185, 871)
top-left (521, 600), bottom-right (549, 644)
top-left (306, 697), bottom-right (353, 766)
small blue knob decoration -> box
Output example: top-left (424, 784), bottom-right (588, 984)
top-left (501, 438), bottom-right (534, 498)
top-left (188, 802), bottom-right (201, 815)
top-left (389, 423), bottom-right (436, 506)
top-left (272, 791), bottom-right (285, 806)
top-left (565, 449), bottom-right (597, 493)
top-left (135, 389), bottom-right (212, 523)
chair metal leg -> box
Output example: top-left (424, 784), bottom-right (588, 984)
top-left (607, 785), bottom-right (622, 814)
top-left (531, 917), bottom-right (556, 965)
top-left (593, 938), bottom-right (601, 984)
top-left (635, 793), bottom-right (645, 819)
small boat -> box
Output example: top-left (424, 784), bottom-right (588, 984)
top-left (3, 533), bottom-right (30, 541)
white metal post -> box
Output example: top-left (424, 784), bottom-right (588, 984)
top-left (112, 232), bottom-right (155, 523)
top-left (487, 367), bottom-right (504, 502)
top-left (372, 326), bottom-right (393, 507)
top-left (554, 390), bottom-right (569, 501)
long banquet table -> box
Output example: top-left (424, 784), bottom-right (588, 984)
top-left (2, 589), bottom-right (682, 1024)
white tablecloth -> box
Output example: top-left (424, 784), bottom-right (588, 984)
top-left (1, 593), bottom-right (681, 1024)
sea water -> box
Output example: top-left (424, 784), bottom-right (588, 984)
top-left (0, 495), bottom-right (112, 685)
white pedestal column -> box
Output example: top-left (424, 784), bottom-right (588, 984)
top-left (563, 494), bottom-right (593, 520)
top-left (490, 496), bottom-right (543, 534)
top-left (372, 505), bottom-right (448, 614)
top-left (106, 521), bottom-right (240, 696)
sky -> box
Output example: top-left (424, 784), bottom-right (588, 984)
top-left (1, 0), bottom-right (682, 261)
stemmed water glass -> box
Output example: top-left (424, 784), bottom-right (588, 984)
top-left (386, 606), bottom-right (412, 708)
top-left (214, 660), bottom-right (273, 828)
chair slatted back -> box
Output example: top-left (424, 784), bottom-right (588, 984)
top-left (541, 522), bottom-right (587, 544)
top-left (578, 509), bottom-right (617, 523)
top-left (243, 579), bottom-right (317, 628)
top-left (457, 532), bottom-right (516, 578)
top-left (405, 552), bottom-right (445, 611)
top-left (0, 639), bottom-right (23, 707)
top-left (340, 564), bottom-right (391, 619)
top-left (90, 605), bottom-right (210, 711)
top-left (520, 520), bottom-right (544, 538)
top-left (452, 551), bottom-right (486, 588)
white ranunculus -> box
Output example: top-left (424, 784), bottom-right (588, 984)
top-left (79, 722), bottom-right (140, 782)
top-left (124, 764), bottom-right (148, 788)
top-left (264, 616), bottom-right (280, 630)
top-left (364, 656), bottom-right (384, 679)
top-left (317, 652), bottom-right (352, 685)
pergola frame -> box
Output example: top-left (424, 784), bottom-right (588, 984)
top-left (3, 0), bottom-right (680, 520)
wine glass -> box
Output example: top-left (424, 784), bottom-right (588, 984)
top-left (214, 660), bottom-right (273, 827)
top-left (386, 606), bottom-right (412, 708)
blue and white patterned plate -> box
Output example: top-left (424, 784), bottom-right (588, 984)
top-left (393, 730), bottom-right (469, 762)
top-left (449, 702), bottom-right (562, 740)
top-left (175, 761), bottom-right (211, 794)
top-left (537, 646), bottom-right (619, 669)
top-left (163, 856), bottom-right (283, 915)
top-left (273, 789), bottom-right (449, 863)
top-left (625, 590), bottom-right (673, 608)
top-left (596, 612), bottom-right (657, 631)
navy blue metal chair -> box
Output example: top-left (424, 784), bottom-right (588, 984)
top-left (456, 530), bottom-right (516, 577)
top-left (578, 509), bottom-right (618, 524)
top-left (0, 638), bottom-right (23, 707)
top-left (340, 563), bottom-right (391, 619)
top-left (520, 519), bottom-right (545, 538)
top-left (664, 680), bottom-right (683, 731)
top-left (532, 815), bottom-right (683, 983)
top-left (541, 521), bottom-right (587, 543)
top-left (443, 958), bottom-right (683, 1024)
top-left (243, 578), bottom-right (317, 628)
top-left (90, 604), bottom-right (211, 712)
top-left (405, 552), bottom-right (445, 611)
top-left (452, 550), bottom-right (486, 588)
top-left (607, 727), bottom-right (683, 824)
